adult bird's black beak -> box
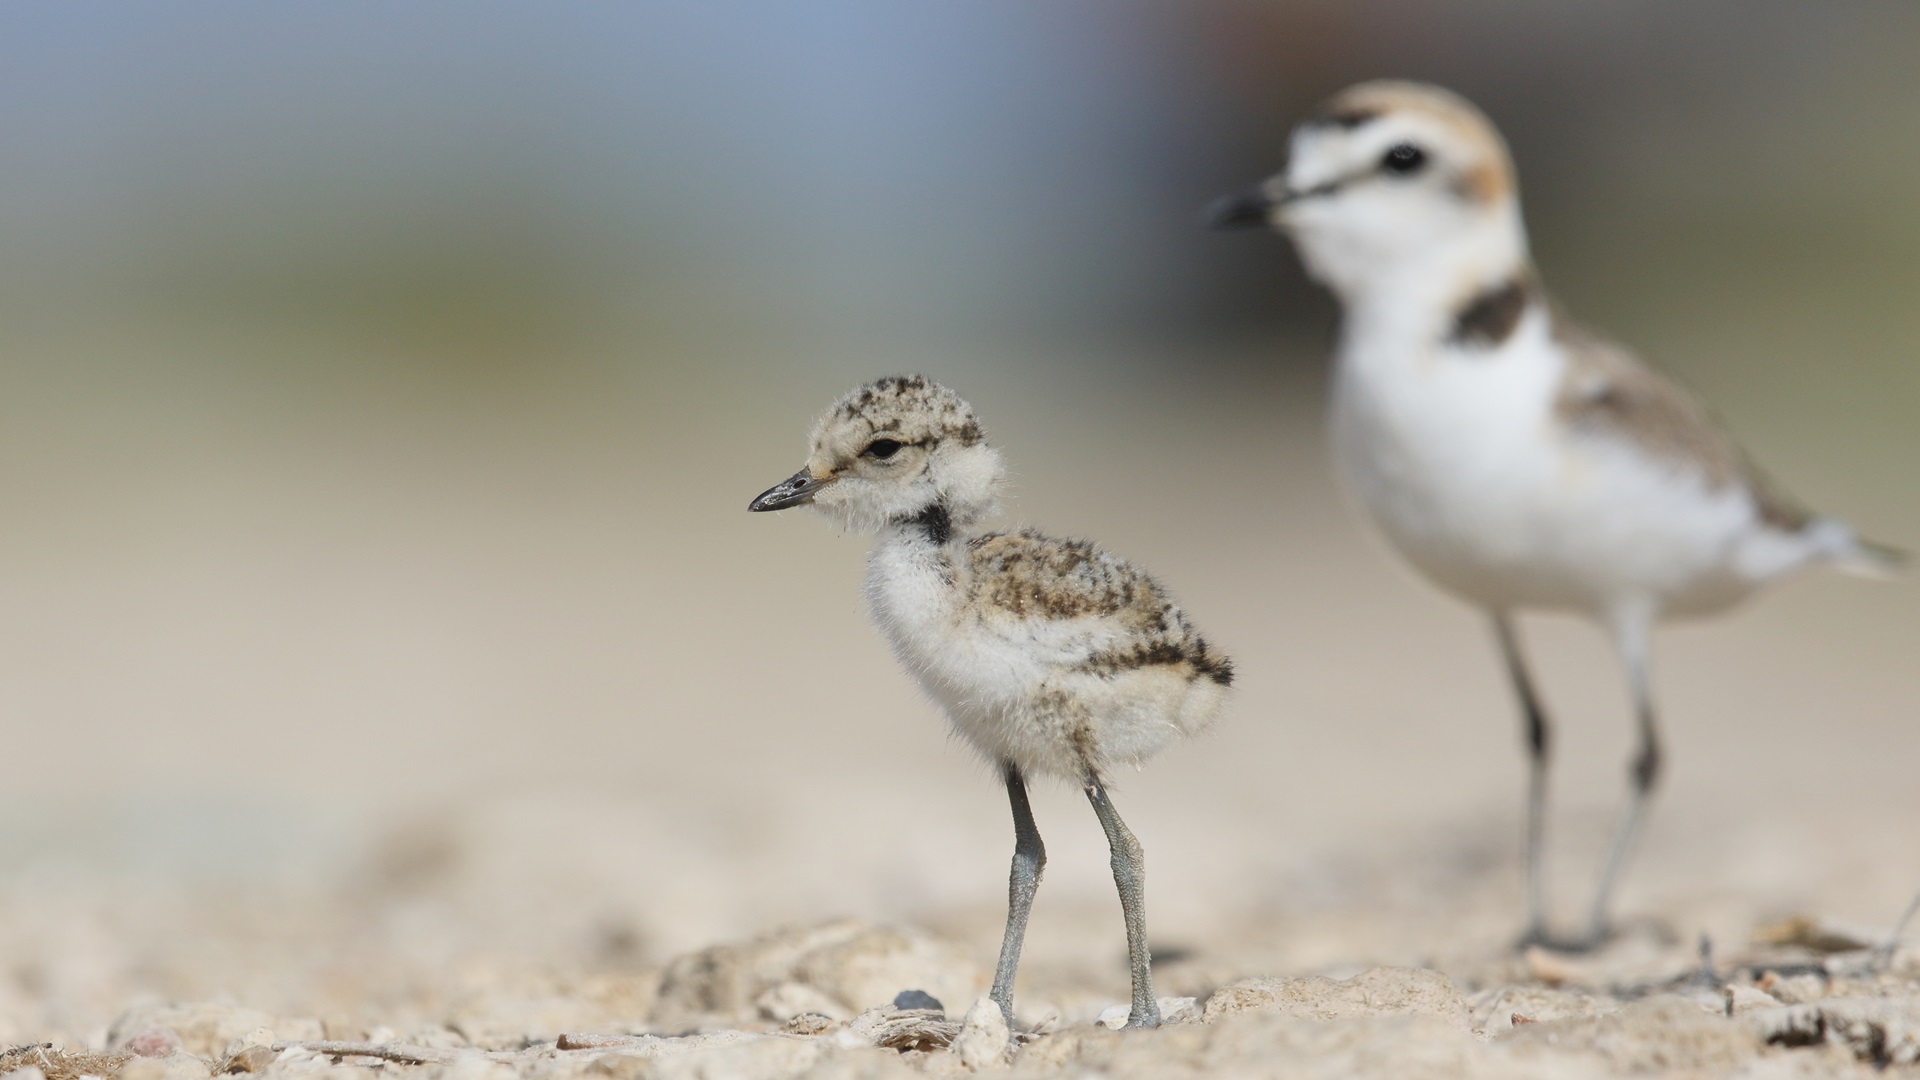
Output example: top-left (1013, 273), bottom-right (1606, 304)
top-left (749, 467), bottom-right (831, 512)
top-left (1207, 186), bottom-right (1278, 230)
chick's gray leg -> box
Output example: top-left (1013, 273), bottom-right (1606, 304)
top-left (989, 761), bottom-right (1046, 1030)
top-left (1086, 778), bottom-right (1159, 1029)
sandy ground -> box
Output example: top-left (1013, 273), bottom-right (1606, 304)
top-left (0, 338), bottom-right (1913, 1077)
top-left (1, 11), bottom-right (1917, 1072)
top-left (3, 788), bottom-right (1919, 1080)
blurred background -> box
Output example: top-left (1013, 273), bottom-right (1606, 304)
top-left (0, 0), bottom-right (1914, 1044)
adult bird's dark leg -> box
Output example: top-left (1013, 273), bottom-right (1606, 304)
top-left (1874, 890), bottom-right (1920, 972)
top-left (1493, 613), bottom-right (1553, 946)
top-left (989, 761), bottom-right (1046, 1030)
top-left (1085, 777), bottom-right (1159, 1028)
top-left (1587, 606), bottom-right (1661, 946)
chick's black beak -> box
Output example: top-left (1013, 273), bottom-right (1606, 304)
top-left (1207, 186), bottom-right (1278, 230)
top-left (749, 467), bottom-right (830, 512)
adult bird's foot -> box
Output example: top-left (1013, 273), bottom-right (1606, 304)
top-left (1123, 1013), bottom-right (1162, 1030)
top-left (1515, 926), bottom-right (1616, 955)
top-left (1572, 921), bottom-right (1620, 953)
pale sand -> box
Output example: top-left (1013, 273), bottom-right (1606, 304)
top-left (0, 344), bottom-right (1911, 1077)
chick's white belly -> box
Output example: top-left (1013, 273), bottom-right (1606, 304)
top-left (1332, 390), bottom-right (1756, 616)
top-left (881, 610), bottom-right (1142, 777)
top-left (866, 564), bottom-right (1202, 778)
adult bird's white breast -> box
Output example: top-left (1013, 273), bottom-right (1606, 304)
top-left (1331, 302), bottom-right (1763, 615)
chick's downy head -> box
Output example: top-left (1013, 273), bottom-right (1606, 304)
top-left (750, 375), bottom-right (1003, 533)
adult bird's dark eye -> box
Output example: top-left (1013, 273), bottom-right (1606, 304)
top-left (863, 438), bottom-right (904, 459)
top-left (1381, 143), bottom-right (1427, 175)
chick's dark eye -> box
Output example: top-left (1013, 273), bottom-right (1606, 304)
top-left (862, 438), bottom-right (904, 460)
top-left (1381, 143), bottom-right (1427, 175)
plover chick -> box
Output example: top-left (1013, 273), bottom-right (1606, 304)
top-left (1212, 81), bottom-right (1900, 948)
top-left (749, 375), bottom-right (1233, 1028)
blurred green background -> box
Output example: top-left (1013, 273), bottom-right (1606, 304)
top-left (0, 0), bottom-right (1912, 968)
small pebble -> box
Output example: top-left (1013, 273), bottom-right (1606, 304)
top-left (950, 997), bottom-right (1009, 1070)
top-left (780, 1013), bottom-right (839, 1036)
top-left (221, 1047), bottom-right (277, 1075)
top-left (127, 1030), bottom-right (183, 1059)
top-left (1723, 984), bottom-right (1782, 1016)
top-left (893, 989), bottom-right (944, 1013)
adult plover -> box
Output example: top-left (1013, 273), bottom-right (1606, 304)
top-left (1212, 80), bottom-right (1899, 947)
top-left (749, 375), bottom-right (1233, 1027)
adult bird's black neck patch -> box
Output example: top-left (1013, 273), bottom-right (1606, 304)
top-left (907, 502), bottom-right (953, 545)
top-left (1447, 275), bottom-right (1534, 350)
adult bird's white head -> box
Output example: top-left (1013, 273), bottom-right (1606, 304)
top-left (1212, 80), bottom-right (1530, 308)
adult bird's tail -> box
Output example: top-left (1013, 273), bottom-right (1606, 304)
top-left (1808, 518), bottom-right (1906, 579)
